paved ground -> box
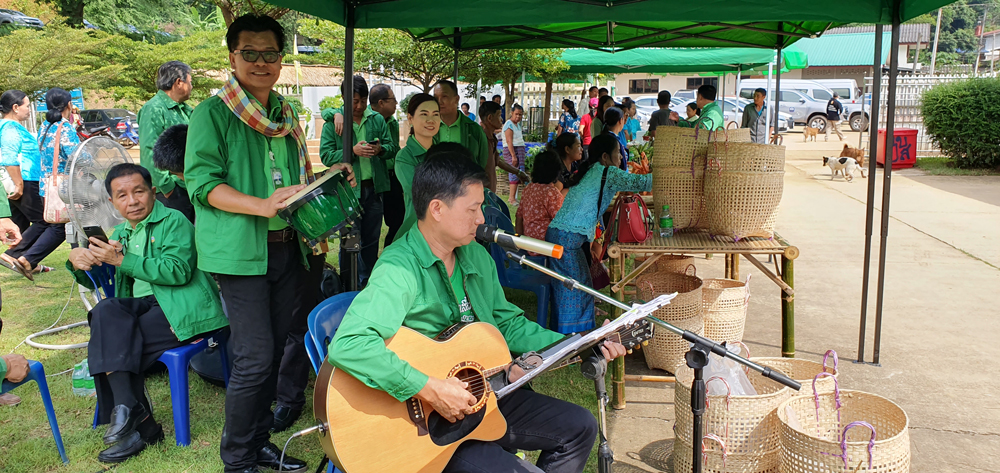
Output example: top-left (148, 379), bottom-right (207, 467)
top-left (607, 131), bottom-right (1000, 472)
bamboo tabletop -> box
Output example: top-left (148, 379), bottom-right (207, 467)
top-left (610, 230), bottom-right (796, 257)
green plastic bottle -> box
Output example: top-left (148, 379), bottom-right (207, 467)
top-left (658, 205), bottom-right (674, 238)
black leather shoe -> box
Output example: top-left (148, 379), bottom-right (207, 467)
top-left (97, 424), bottom-right (163, 464)
top-left (102, 403), bottom-right (149, 445)
top-left (271, 405), bottom-right (303, 433)
top-left (257, 441), bottom-right (308, 472)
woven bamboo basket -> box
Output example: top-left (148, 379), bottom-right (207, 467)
top-left (674, 365), bottom-right (794, 456)
top-left (751, 350), bottom-right (840, 398)
top-left (636, 271), bottom-right (703, 372)
top-left (655, 255), bottom-right (697, 275)
top-left (778, 385), bottom-right (910, 473)
top-left (704, 142), bottom-right (785, 241)
top-left (673, 436), bottom-right (780, 473)
top-left (652, 127), bottom-right (713, 230)
top-left (701, 277), bottom-right (750, 342)
top-left (711, 127), bottom-right (753, 144)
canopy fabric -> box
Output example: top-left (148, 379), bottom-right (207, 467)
top-left (267, 0), bottom-right (955, 50)
top-left (561, 46), bottom-right (808, 74)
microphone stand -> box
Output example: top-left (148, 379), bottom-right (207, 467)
top-left (504, 251), bottom-right (801, 473)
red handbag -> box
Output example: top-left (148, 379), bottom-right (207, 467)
top-left (613, 193), bottom-right (652, 244)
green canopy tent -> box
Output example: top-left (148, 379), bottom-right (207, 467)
top-left (560, 46), bottom-right (808, 74)
top-left (264, 0), bottom-right (958, 376)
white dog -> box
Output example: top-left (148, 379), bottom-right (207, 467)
top-left (823, 156), bottom-right (866, 182)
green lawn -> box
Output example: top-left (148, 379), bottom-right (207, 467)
top-left (0, 204), bottom-right (619, 472)
top-left (914, 157), bottom-right (1000, 176)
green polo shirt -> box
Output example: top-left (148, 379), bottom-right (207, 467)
top-left (185, 92), bottom-right (310, 276)
top-left (120, 212), bottom-right (155, 298)
top-left (320, 106), bottom-right (393, 195)
top-left (433, 112), bottom-right (489, 171)
top-left (328, 224), bottom-right (564, 402)
top-left (438, 116), bottom-right (462, 143)
top-left (680, 101), bottom-right (724, 131)
top-left (393, 137), bottom-right (433, 242)
top-left (137, 90), bottom-right (193, 195)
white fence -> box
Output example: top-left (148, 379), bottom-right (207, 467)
top-left (862, 73), bottom-right (992, 156)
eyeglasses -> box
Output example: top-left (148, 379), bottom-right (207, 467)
top-left (234, 50), bottom-right (282, 64)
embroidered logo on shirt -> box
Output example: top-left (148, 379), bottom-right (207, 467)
top-left (458, 297), bottom-right (474, 323)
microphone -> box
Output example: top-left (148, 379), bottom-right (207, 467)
top-left (476, 224), bottom-right (564, 259)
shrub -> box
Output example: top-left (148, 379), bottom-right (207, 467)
top-left (319, 95), bottom-right (343, 111)
top-left (398, 92), bottom-right (418, 117)
top-left (922, 78), bottom-right (1000, 168)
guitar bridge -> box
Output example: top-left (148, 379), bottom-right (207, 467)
top-left (406, 397), bottom-right (429, 436)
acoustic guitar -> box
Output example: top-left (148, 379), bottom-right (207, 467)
top-left (312, 296), bottom-right (672, 473)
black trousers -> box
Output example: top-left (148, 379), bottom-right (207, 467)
top-left (275, 253), bottom-right (325, 410)
top-left (5, 180), bottom-right (65, 267)
top-left (156, 186), bottom-right (195, 223)
top-left (443, 389), bottom-right (598, 473)
top-left (7, 180), bottom-right (37, 232)
top-left (339, 180), bottom-right (383, 287)
top-left (88, 296), bottom-right (185, 425)
top-left (217, 239), bottom-right (306, 471)
top-left (382, 170), bottom-right (405, 249)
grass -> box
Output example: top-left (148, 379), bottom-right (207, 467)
top-left (914, 157), bottom-right (1000, 176)
top-left (0, 198), bottom-right (619, 473)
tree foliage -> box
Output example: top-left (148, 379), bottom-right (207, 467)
top-left (463, 49), bottom-right (567, 117)
top-left (922, 78), bottom-right (1000, 168)
top-left (93, 30), bottom-right (229, 106)
top-left (210, 0), bottom-right (289, 26)
top-left (0, 25), bottom-right (121, 102)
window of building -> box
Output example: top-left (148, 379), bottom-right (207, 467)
top-left (628, 79), bottom-right (659, 94)
top-left (686, 77), bottom-right (718, 89)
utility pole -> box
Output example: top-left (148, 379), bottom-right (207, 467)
top-left (975, 6), bottom-right (988, 75)
top-left (930, 7), bottom-right (943, 75)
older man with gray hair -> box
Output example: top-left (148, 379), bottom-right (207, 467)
top-left (137, 60), bottom-right (195, 222)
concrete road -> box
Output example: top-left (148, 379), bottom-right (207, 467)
top-left (607, 133), bottom-right (1000, 472)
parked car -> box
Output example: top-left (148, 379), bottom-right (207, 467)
top-left (79, 109), bottom-right (140, 143)
top-left (0, 9), bottom-right (44, 28)
top-left (674, 89), bottom-right (697, 101)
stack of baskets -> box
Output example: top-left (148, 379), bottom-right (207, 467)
top-left (651, 127), bottom-right (712, 231)
top-left (701, 277), bottom-right (751, 343)
top-left (635, 270), bottom-right (703, 372)
top-left (672, 351), bottom-right (844, 473)
top-left (704, 142), bottom-right (785, 241)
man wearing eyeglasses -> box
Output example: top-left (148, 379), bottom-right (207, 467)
top-left (185, 15), bottom-right (355, 473)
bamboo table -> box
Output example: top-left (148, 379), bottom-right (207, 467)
top-left (605, 230), bottom-right (799, 409)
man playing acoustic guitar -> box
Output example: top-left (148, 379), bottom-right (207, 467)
top-left (329, 147), bottom-right (628, 473)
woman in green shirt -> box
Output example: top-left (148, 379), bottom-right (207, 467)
top-left (393, 93), bottom-right (440, 241)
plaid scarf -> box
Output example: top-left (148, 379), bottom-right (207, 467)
top-left (218, 75), bottom-right (330, 253)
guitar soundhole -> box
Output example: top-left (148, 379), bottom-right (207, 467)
top-left (453, 367), bottom-right (486, 404)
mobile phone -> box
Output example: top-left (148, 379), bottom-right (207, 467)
top-left (83, 226), bottom-right (109, 244)
top-left (368, 138), bottom-right (380, 146)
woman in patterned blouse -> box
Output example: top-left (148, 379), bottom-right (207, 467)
top-left (514, 150), bottom-right (564, 245)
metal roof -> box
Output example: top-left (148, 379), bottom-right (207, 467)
top-left (826, 23), bottom-right (932, 43)
top-left (793, 31), bottom-right (894, 66)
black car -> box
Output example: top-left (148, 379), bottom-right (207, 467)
top-left (0, 9), bottom-right (44, 28)
top-left (79, 108), bottom-right (140, 139)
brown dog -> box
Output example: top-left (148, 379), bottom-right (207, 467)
top-left (840, 144), bottom-right (865, 168)
top-left (803, 127), bottom-right (819, 142)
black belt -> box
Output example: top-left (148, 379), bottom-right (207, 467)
top-left (267, 228), bottom-right (297, 243)
top-left (361, 179), bottom-right (375, 188)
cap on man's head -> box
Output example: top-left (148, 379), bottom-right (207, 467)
top-left (833, 92), bottom-right (840, 98)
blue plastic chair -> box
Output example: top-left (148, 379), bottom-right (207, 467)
top-left (2, 360), bottom-right (69, 464)
top-left (92, 330), bottom-right (231, 446)
top-left (482, 208), bottom-right (553, 329)
top-left (85, 265), bottom-right (116, 300)
top-left (306, 292), bottom-right (358, 473)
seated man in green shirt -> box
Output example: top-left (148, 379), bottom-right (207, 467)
top-left (67, 164), bottom-right (229, 464)
top-left (329, 151), bottom-right (628, 473)
top-left (679, 84), bottom-right (724, 131)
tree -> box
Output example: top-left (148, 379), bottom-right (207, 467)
top-left (93, 30), bottom-right (229, 107)
top-left (41, 0), bottom-right (187, 31)
top-left (464, 49), bottom-right (566, 119)
top-left (210, 0), bottom-right (289, 26)
top-left (0, 26), bottom-right (121, 102)
top-left (297, 20), bottom-right (476, 93)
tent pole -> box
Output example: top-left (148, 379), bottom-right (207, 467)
top-left (343, 3), bottom-right (354, 168)
top-left (766, 59), bottom-right (773, 140)
top-left (858, 24), bottom-right (884, 363)
top-left (454, 28), bottom-right (461, 81)
top-left (774, 25), bottom-right (783, 140)
top-left (874, 6), bottom-right (902, 366)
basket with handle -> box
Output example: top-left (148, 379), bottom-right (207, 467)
top-left (712, 125), bottom-right (753, 144)
top-left (654, 254), bottom-right (696, 275)
top-left (674, 363), bottom-right (794, 457)
top-left (777, 373), bottom-right (910, 473)
top-left (701, 275), bottom-right (750, 342)
top-left (673, 434), bottom-right (781, 473)
top-left (750, 349), bottom-right (840, 398)
top-left (635, 271), bottom-right (703, 372)
top-left (704, 141), bottom-right (785, 241)
top-left (651, 126), bottom-right (713, 231)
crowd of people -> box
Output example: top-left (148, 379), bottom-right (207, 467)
top-left (0, 12), bottom-right (789, 472)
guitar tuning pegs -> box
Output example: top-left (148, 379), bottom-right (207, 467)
top-left (642, 341), bottom-right (650, 346)
top-left (627, 349), bottom-right (633, 354)
top-left (635, 344), bottom-right (642, 350)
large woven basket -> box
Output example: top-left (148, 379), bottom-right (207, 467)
top-left (673, 436), bottom-right (780, 473)
top-left (701, 277), bottom-right (750, 342)
top-left (674, 365), bottom-right (794, 456)
top-left (711, 127), bottom-right (753, 144)
top-left (655, 255), bottom-right (697, 275)
top-left (636, 271), bottom-right (703, 372)
top-left (704, 142), bottom-right (785, 241)
top-left (751, 350), bottom-right (840, 398)
top-left (652, 127), bottom-right (713, 230)
top-left (778, 386), bottom-right (910, 473)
